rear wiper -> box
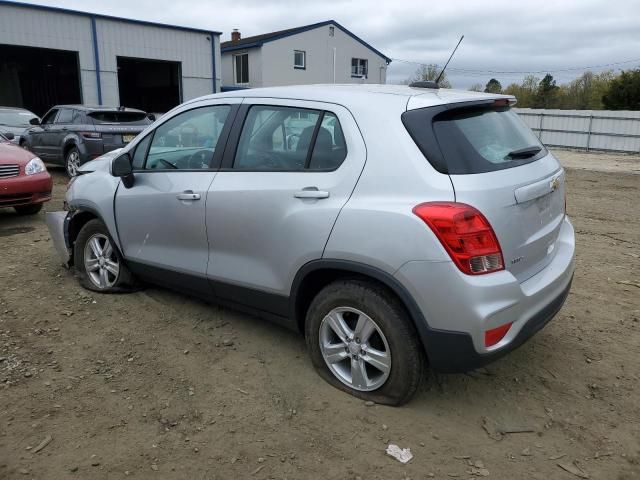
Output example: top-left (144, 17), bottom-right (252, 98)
top-left (506, 146), bottom-right (542, 159)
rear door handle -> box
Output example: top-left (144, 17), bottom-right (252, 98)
top-left (294, 187), bottom-right (330, 199)
top-left (176, 191), bottom-right (201, 201)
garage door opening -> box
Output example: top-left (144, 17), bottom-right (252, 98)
top-left (0, 44), bottom-right (81, 117)
top-left (117, 57), bottom-right (181, 115)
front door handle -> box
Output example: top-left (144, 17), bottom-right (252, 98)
top-left (176, 191), bottom-right (201, 201)
top-left (294, 187), bottom-right (330, 199)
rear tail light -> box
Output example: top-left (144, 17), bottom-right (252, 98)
top-left (412, 202), bottom-right (504, 275)
top-left (80, 132), bottom-right (101, 139)
top-left (485, 322), bottom-right (512, 347)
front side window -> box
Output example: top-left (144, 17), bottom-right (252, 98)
top-left (294, 50), bottom-right (306, 69)
top-left (233, 105), bottom-right (347, 171)
top-left (41, 109), bottom-right (59, 125)
top-left (351, 58), bottom-right (368, 78)
top-left (143, 105), bottom-right (230, 170)
top-left (234, 53), bottom-right (249, 84)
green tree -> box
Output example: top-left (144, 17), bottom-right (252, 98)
top-left (484, 78), bottom-right (502, 94)
top-left (602, 69), bottom-right (640, 110)
top-left (535, 74), bottom-right (560, 108)
top-left (468, 83), bottom-right (484, 92)
top-left (406, 64), bottom-right (452, 88)
top-left (504, 75), bottom-right (540, 107)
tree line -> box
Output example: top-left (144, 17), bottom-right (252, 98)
top-left (407, 65), bottom-right (640, 110)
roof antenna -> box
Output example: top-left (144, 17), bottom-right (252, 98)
top-left (435, 35), bottom-right (464, 85)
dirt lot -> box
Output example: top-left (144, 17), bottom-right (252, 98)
top-left (1, 151), bottom-right (639, 479)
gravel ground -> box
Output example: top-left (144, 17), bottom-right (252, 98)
top-left (0, 152), bottom-right (639, 479)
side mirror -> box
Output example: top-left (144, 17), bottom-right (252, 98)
top-left (147, 113), bottom-right (156, 122)
top-left (112, 153), bottom-right (135, 188)
top-left (2, 132), bottom-right (15, 141)
top-left (29, 118), bottom-right (40, 126)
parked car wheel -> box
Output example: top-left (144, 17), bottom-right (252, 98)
top-left (14, 204), bottom-right (43, 215)
top-left (65, 146), bottom-right (81, 177)
top-left (74, 219), bottom-right (134, 292)
top-left (305, 280), bottom-right (424, 405)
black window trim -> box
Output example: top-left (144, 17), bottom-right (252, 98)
top-left (220, 104), bottom-right (347, 173)
top-left (294, 50), bottom-right (306, 70)
top-left (128, 103), bottom-right (240, 173)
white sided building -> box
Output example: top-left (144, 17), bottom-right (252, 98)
top-left (220, 20), bottom-right (391, 90)
top-left (0, 1), bottom-right (222, 115)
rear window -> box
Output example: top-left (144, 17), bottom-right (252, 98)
top-left (88, 111), bottom-right (150, 125)
top-left (403, 104), bottom-right (547, 174)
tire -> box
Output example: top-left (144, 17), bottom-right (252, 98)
top-left (305, 279), bottom-right (424, 406)
top-left (14, 203), bottom-right (43, 215)
top-left (65, 146), bottom-right (81, 177)
top-left (74, 219), bottom-right (134, 293)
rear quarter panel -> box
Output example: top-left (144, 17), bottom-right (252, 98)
top-left (323, 98), bottom-right (455, 273)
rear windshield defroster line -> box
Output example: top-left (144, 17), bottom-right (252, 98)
top-left (402, 103), bottom-right (547, 175)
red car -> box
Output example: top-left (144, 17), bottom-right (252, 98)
top-left (0, 131), bottom-right (53, 215)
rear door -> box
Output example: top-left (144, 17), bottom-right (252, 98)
top-left (404, 102), bottom-right (566, 282)
top-left (114, 100), bottom-right (238, 295)
top-left (205, 99), bottom-right (366, 308)
top-left (46, 108), bottom-right (74, 161)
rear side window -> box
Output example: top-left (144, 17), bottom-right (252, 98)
top-left (233, 106), bottom-right (347, 171)
top-left (89, 111), bottom-right (150, 125)
top-left (403, 105), bottom-right (547, 174)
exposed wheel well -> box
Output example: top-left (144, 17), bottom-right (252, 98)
top-left (63, 143), bottom-right (78, 159)
top-left (66, 211), bottom-right (98, 265)
top-left (294, 267), bottom-right (412, 335)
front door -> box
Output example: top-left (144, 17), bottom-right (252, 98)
top-left (205, 100), bottom-right (366, 312)
top-left (29, 108), bottom-right (58, 159)
top-left (114, 101), bottom-right (237, 295)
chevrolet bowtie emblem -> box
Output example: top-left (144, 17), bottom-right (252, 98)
top-left (550, 177), bottom-right (560, 192)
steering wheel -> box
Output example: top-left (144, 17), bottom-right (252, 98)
top-left (157, 158), bottom-right (178, 169)
top-left (188, 149), bottom-right (212, 169)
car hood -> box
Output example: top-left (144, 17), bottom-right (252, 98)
top-left (0, 142), bottom-right (36, 165)
top-left (78, 148), bottom-right (122, 174)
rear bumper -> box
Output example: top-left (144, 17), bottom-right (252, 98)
top-left (395, 216), bottom-right (575, 372)
top-left (45, 211), bottom-right (72, 266)
top-left (0, 172), bottom-right (52, 208)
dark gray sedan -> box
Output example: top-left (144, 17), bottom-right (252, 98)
top-left (21, 105), bottom-right (153, 176)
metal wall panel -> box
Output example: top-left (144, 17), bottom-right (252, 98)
top-left (516, 108), bottom-right (640, 153)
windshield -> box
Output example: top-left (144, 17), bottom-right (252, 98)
top-left (89, 111), bottom-right (150, 124)
top-left (0, 110), bottom-right (38, 127)
top-left (403, 105), bottom-right (547, 174)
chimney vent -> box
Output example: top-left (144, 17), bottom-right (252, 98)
top-left (231, 29), bottom-right (241, 42)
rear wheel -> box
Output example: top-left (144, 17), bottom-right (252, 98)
top-left (305, 280), bottom-right (424, 406)
top-left (14, 204), bottom-right (42, 215)
top-left (74, 219), bottom-right (134, 292)
top-left (65, 147), bottom-right (81, 177)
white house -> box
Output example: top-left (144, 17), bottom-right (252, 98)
top-left (220, 20), bottom-right (391, 90)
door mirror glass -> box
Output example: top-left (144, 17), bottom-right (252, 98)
top-left (29, 117), bottom-right (40, 126)
top-left (112, 153), bottom-right (134, 188)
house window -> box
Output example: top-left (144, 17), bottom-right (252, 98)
top-left (351, 58), bottom-right (368, 78)
top-left (329, 26), bottom-right (335, 37)
top-left (234, 53), bottom-right (249, 84)
top-left (294, 50), bottom-right (306, 69)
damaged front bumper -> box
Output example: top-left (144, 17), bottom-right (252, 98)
top-left (45, 211), bottom-right (71, 267)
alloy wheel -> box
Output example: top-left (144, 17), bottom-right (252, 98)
top-left (66, 150), bottom-right (80, 176)
top-left (83, 233), bottom-right (120, 289)
top-left (319, 307), bottom-right (391, 392)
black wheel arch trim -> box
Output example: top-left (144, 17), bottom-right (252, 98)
top-left (66, 206), bottom-right (124, 262)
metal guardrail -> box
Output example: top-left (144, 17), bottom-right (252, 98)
top-left (515, 109), bottom-right (640, 153)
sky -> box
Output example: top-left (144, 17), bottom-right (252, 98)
top-left (17, 0), bottom-right (640, 89)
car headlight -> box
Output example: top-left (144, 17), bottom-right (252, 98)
top-left (25, 157), bottom-right (46, 175)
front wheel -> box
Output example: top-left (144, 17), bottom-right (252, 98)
top-left (305, 280), bottom-right (425, 406)
top-left (74, 219), bottom-right (134, 292)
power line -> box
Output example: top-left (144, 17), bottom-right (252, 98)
top-left (390, 56), bottom-right (640, 75)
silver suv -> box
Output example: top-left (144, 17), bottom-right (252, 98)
top-left (46, 85), bottom-right (575, 405)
